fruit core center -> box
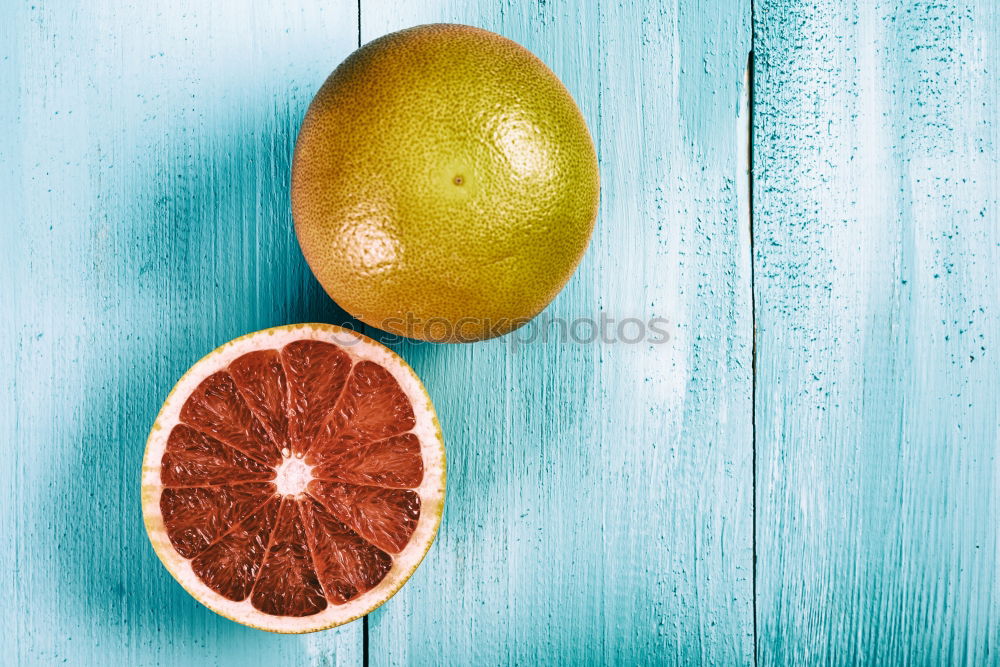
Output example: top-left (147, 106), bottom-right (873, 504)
top-left (274, 455), bottom-right (313, 496)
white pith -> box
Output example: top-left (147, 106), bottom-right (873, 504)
top-left (274, 456), bottom-right (313, 496)
top-left (141, 323), bottom-right (446, 634)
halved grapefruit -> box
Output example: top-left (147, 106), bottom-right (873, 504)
top-left (141, 323), bottom-right (445, 633)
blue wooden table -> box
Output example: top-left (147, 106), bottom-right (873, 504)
top-left (2, 1), bottom-right (997, 664)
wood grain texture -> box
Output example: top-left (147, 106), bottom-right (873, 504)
top-left (753, 1), bottom-right (1000, 663)
top-left (361, 1), bottom-right (754, 665)
top-left (2, 2), bottom-right (363, 664)
top-left (16, 0), bottom-right (997, 665)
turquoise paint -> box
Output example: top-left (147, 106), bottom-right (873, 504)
top-left (5, 0), bottom-right (997, 665)
top-left (754, 1), bottom-right (999, 663)
top-left (3, 1), bottom-right (361, 664)
top-left (362, 2), bottom-right (753, 665)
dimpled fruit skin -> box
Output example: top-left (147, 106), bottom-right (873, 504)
top-left (291, 24), bottom-right (599, 342)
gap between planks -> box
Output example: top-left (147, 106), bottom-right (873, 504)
top-left (744, 49), bottom-right (758, 665)
top-left (743, 47), bottom-right (759, 667)
top-left (359, 10), bottom-right (369, 667)
top-left (353, 5), bottom-right (761, 665)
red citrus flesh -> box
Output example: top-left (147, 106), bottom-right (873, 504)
top-left (149, 331), bottom-right (440, 624)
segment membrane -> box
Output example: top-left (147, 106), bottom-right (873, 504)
top-left (160, 482), bottom-right (276, 558)
top-left (250, 498), bottom-right (328, 617)
top-left (180, 371), bottom-right (281, 465)
top-left (299, 496), bottom-right (393, 604)
top-left (308, 480), bottom-right (420, 554)
top-left (281, 340), bottom-right (352, 456)
top-left (312, 433), bottom-right (424, 489)
top-left (229, 350), bottom-right (291, 452)
top-left (191, 497), bottom-right (280, 601)
top-left (306, 361), bottom-right (416, 465)
top-left (161, 425), bottom-right (275, 487)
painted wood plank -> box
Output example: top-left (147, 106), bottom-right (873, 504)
top-left (753, 1), bottom-right (1000, 663)
top-left (361, 1), bottom-right (754, 664)
top-left (2, 2), bottom-right (364, 664)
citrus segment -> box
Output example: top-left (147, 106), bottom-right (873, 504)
top-left (142, 324), bottom-right (445, 633)
top-left (250, 498), bottom-right (328, 617)
top-left (281, 339), bottom-right (352, 457)
top-left (160, 482), bottom-right (276, 558)
top-left (312, 432), bottom-right (424, 488)
top-left (308, 481), bottom-right (420, 553)
top-left (161, 425), bottom-right (276, 486)
top-left (191, 497), bottom-right (280, 601)
top-left (299, 496), bottom-right (393, 604)
top-left (305, 361), bottom-right (417, 463)
top-left (229, 350), bottom-right (292, 452)
top-left (180, 371), bottom-right (282, 465)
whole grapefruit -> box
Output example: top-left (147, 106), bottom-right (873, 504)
top-left (292, 24), bottom-right (599, 342)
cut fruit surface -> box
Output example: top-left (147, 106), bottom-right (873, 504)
top-left (142, 324), bottom-right (445, 633)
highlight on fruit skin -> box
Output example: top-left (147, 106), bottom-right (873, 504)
top-left (292, 23), bottom-right (600, 343)
top-left (141, 323), bottom-right (446, 633)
